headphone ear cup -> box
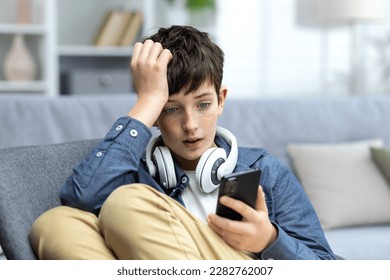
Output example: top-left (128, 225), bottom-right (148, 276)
top-left (215, 127), bottom-right (238, 179)
top-left (153, 146), bottom-right (177, 189)
top-left (195, 148), bottom-right (227, 193)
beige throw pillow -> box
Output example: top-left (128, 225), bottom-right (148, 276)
top-left (371, 147), bottom-right (390, 185)
top-left (287, 139), bottom-right (390, 229)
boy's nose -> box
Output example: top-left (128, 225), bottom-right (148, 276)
top-left (182, 111), bottom-right (198, 132)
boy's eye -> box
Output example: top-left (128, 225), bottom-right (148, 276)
top-left (163, 107), bottom-right (178, 114)
top-left (198, 102), bottom-right (210, 109)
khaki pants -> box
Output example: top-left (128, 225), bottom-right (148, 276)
top-left (29, 184), bottom-right (253, 260)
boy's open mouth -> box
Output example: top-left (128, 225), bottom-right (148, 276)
top-left (183, 138), bottom-right (202, 146)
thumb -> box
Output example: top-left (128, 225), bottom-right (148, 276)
top-left (255, 185), bottom-right (268, 213)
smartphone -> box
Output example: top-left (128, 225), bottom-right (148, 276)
top-left (216, 169), bottom-right (261, 221)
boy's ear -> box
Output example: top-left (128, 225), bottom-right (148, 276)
top-left (217, 86), bottom-right (228, 115)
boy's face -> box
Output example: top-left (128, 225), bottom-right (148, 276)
top-left (156, 81), bottom-right (227, 170)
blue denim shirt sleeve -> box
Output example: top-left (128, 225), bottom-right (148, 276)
top-left (59, 116), bottom-right (152, 214)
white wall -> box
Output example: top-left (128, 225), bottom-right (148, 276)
top-left (153, 0), bottom-right (390, 98)
top-left (215, 0), bottom-right (262, 98)
top-left (217, 0), bottom-right (327, 98)
top-left (215, 0), bottom-right (390, 98)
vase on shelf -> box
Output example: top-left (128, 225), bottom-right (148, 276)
top-left (3, 34), bottom-right (37, 82)
top-left (16, 0), bottom-right (32, 24)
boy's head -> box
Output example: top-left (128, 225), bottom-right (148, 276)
top-left (144, 25), bottom-right (224, 96)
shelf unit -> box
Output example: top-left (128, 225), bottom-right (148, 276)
top-left (58, 46), bottom-right (134, 57)
top-left (56, 0), bottom-right (154, 95)
top-left (0, 24), bottom-right (46, 34)
top-left (0, 0), bottom-right (156, 96)
top-left (0, 0), bottom-right (213, 96)
top-left (0, 22), bottom-right (47, 93)
top-left (0, 0), bottom-right (56, 96)
top-left (0, 80), bottom-right (46, 92)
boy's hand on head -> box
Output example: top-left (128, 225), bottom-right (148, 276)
top-left (131, 40), bottom-right (172, 102)
top-left (128, 40), bottom-right (173, 127)
top-left (207, 186), bottom-right (278, 253)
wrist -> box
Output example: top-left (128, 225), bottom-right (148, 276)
top-left (265, 223), bottom-right (278, 249)
top-left (128, 97), bottom-right (166, 127)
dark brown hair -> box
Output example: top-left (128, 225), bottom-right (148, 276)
top-left (145, 25), bottom-right (224, 95)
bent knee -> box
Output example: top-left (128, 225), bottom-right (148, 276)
top-left (100, 184), bottom-right (162, 222)
top-left (103, 183), bottom-right (157, 210)
top-left (109, 183), bottom-right (156, 198)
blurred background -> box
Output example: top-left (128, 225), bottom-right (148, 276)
top-left (1, 0), bottom-right (390, 98)
top-left (1, 1), bottom-right (390, 262)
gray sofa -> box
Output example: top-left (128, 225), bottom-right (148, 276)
top-left (0, 94), bottom-right (389, 260)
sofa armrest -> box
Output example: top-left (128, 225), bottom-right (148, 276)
top-left (0, 139), bottom-right (99, 259)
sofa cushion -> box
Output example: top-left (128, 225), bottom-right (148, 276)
top-left (287, 139), bottom-right (390, 229)
top-left (371, 147), bottom-right (390, 185)
top-left (0, 94), bottom-right (136, 150)
top-left (325, 225), bottom-right (390, 260)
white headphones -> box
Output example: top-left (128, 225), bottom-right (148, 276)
top-left (145, 126), bottom-right (238, 193)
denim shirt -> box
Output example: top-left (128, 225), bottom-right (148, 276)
top-left (60, 116), bottom-right (336, 260)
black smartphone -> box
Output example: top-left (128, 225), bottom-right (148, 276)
top-left (216, 169), bottom-right (261, 221)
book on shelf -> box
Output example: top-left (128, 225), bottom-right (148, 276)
top-left (119, 11), bottom-right (143, 46)
top-left (93, 9), bottom-right (133, 46)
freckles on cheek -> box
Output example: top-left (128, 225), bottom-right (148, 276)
top-left (158, 117), bottom-right (178, 135)
top-left (204, 112), bottom-right (219, 126)
top-left (166, 117), bottom-right (179, 128)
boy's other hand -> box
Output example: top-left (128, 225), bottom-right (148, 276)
top-left (128, 40), bottom-right (173, 127)
top-left (207, 186), bottom-right (278, 253)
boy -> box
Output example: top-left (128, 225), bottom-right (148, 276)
top-left (29, 26), bottom-right (335, 260)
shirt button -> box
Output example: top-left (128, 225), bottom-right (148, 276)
top-left (96, 151), bottom-right (103, 157)
top-left (181, 176), bottom-right (188, 184)
top-left (115, 124), bottom-right (123, 131)
top-left (129, 129), bottom-right (138, 137)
